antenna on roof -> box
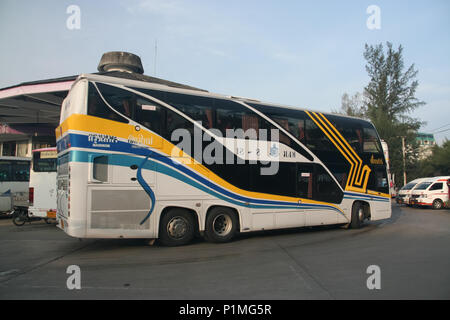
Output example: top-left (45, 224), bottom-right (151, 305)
top-left (154, 39), bottom-right (157, 76)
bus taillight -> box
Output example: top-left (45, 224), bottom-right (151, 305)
top-left (29, 187), bottom-right (34, 206)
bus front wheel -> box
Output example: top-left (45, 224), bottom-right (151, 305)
top-left (159, 208), bottom-right (195, 246)
top-left (350, 202), bottom-right (365, 229)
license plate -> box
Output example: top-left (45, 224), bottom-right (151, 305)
top-left (47, 211), bottom-right (56, 219)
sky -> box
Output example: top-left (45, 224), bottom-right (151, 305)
top-left (0, 0), bottom-right (449, 143)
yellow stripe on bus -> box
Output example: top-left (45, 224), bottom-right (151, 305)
top-left (56, 114), bottom-right (344, 212)
top-left (305, 111), bottom-right (371, 193)
top-left (316, 112), bottom-right (370, 187)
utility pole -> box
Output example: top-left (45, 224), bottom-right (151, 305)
top-left (401, 136), bottom-right (407, 185)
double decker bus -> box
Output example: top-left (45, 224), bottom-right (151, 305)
top-left (56, 73), bottom-right (391, 246)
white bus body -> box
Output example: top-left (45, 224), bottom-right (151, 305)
top-left (0, 156), bottom-right (30, 212)
top-left (28, 148), bottom-right (57, 219)
top-left (56, 74), bottom-right (391, 244)
top-left (410, 176), bottom-right (450, 209)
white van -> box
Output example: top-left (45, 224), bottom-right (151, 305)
top-left (28, 148), bottom-right (57, 221)
top-left (397, 178), bottom-right (430, 205)
top-left (410, 176), bottom-right (450, 209)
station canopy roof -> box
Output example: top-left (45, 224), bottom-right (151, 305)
top-left (0, 71), bottom-right (206, 126)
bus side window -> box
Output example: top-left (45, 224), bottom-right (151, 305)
top-left (249, 162), bottom-right (296, 197)
top-left (162, 92), bottom-right (214, 130)
top-left (12, 161), bottom-right (30, 182)
top-left (297, 164), bottom-right (314, 199)
top-left (88, 83), bottom-right (128, 123)
top-left (164, 108), bottom-right (195, 158)
top-left (214, 99), bottom-right (271, 140)
top-left (297, 164), bottom-right (343, 203)
top-left (136, 99), bottom-right (163, 135)
top-left (0, 161), bottom-right (12, 181)
top-left (305, 119), bottom-right (333, 151)
top-left (93, 156), bottom-right (108, 182)
top-left (314, 165), bottom-right (343, 203)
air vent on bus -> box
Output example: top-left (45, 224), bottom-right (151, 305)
top-left (97, 51), bottom-right (144, 74)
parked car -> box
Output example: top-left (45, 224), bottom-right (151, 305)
top-left (397, 178), bottom-right (430, 206)
top-left (409, 176), bottom-right (450, 209)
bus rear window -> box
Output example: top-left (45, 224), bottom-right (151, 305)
top-left (33, 152), bottom-right (57, 172)
top-left (0, 160), bottom-right (30, 181)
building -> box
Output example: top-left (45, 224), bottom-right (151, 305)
top-left (0, 52), bottom-right (205, 158)
top-left (416, 132), bottom-right (436, 160)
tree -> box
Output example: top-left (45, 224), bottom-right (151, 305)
top-left (335, 92), bottom-right (367, 118)
top-left (413, 140), bottom-right (450, 177)
top-left (363, 42), bottom-right (425, 186)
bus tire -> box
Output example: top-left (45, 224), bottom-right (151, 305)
top-left (204, 207), bottom-right (238, 243)
top-left (350, 202), bottom-right (365, 229)
top-left (159, 208), bottom-right (195, 246)
top-left (432, 199), bottom-right (443, 210)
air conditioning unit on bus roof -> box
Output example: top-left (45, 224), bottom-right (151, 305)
top-left (97, 51), bottom-right (144, 74)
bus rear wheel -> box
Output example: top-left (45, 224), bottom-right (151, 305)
top-left (159, 208), bottom-right (195, 246)
top-left (205, 207), bottom-right (238, 243)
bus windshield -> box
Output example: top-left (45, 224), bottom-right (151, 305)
top-left (33, 150), bottom-right (57, 172)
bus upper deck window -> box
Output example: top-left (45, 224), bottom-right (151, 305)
top-left (88, 82), bottom-right (129, 123)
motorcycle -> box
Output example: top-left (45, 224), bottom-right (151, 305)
top-left (11, 206), bottom-right (42, 226)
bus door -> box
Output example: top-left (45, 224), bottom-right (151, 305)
top-left (298, 163), bottom-right (343, 226)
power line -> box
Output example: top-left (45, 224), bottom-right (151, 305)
top-left (433, 127), bottom-right (450, 134)
top-left (430, 123), bottom-right (450, 133)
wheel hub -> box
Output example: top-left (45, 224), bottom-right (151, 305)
top-left (213, 214), bottom-right (232, 236)
top-left (167, 217), bottom-right (188, 239)
top-left (358, 208), bottom-right (364, 221)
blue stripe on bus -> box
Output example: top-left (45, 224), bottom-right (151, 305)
top-left (137, 152), bottom-right (156, 225)
top-left (63, 132), bottom-right (345, 213)
top-left (69, 150), bottom-right (305, 210)
top-left (68, 149), bottom-right (345, 214)
top-left (343, 191), bottom-right (390, 202)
